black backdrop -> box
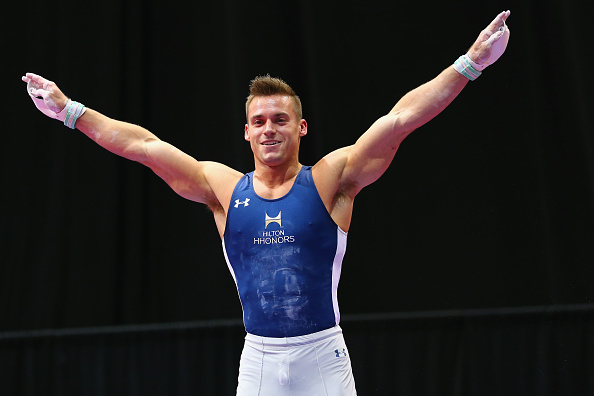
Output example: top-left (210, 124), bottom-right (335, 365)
top-left (1, 0), bottom-right (593, 394)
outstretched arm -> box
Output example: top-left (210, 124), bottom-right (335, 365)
top-left (21, 73), bottom-right (241, 208)
top-left (332, 10), bottom-right (511, 196)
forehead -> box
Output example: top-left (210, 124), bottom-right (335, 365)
top-left (248, 95), bottom-right (296, 118)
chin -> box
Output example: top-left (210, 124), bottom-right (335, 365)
top-left (260, 158), bottom-right (283, 167)
top-left (258, 151), bottom-right (283, 163)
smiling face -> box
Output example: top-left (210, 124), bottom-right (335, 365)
top-left (244, 94), bottom-right (307, 168)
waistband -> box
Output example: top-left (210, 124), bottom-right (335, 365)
top-left (245, 325), bottom-right (343, 349)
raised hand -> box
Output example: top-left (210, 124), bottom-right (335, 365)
top-left (467, 10), bottom-right (511, 69)
top-left (22, 73), bottom-right (69, 119)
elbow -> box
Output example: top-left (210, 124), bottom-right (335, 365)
top-left (386, 112), bottom-right (416, 145)
top-left (131, 139), bottom-right (157, 164)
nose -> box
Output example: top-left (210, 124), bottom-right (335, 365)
top-left (264, 119), bottom-right (275, 135)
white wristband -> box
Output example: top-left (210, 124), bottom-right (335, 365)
top-left (453, 54), bottom-right (482, 81)
top-left (63, 100), bottom-right (87, 129)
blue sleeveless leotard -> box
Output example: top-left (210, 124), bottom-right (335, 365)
top-left (222, 166), bottom-right (347, 337)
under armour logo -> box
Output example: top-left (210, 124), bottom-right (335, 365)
top-left (234, 198), bottom-right (250, 208)
top-left (334, 348), bottom-right (348, 358)
top-left (265, 211), bottom-right (282, 229)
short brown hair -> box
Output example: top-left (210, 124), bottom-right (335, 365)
top-left (245, 75), bottom-right (303, 120)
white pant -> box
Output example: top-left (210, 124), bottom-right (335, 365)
top-left (236, 326), bottom-right (357, 396)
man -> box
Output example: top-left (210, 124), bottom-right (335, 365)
top-left (22, 10), bottom-right (510, 395)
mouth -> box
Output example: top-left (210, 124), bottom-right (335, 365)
top-left (261, 141), bottom-right (281, 146)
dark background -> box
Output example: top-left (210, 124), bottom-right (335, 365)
top-left (1, 1), bottom-right (593, 394)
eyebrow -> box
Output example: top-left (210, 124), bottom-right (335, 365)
top-left (250, 112), bottom-right (290, 121)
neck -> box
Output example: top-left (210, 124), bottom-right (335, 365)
top-left (253, 160), bottom-right (302, 189)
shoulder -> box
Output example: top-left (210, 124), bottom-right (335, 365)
top-left (313, 146), bottom-right (351, 175)
top-left (200, 161), bottom-right (244, 181)
top-left (187, 161), bottom-right (243, 212)
top-left (312, 146), bottom-right (358, 198)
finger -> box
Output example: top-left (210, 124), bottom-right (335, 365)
top-left (26, 77), bottom-right (53, 99)
top-left (25, 72), bottom-right (52, 89)
top-left (486, 10), bottom-right (510, 32)
top-left (26, 78), bottom-right (46, 95)
top-left (25, 72), bottom-right (43, 82)
top-left (28, 86), bottom-right (49, 100)
top-left (28, 87), bottom-right (45, 98)
top-left (484, 30), bottom-right (504, 46)
top-left (25, 73), bottom-right (42, 89)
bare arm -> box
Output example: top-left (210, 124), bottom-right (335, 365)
top-left (21, 73), bottom-right (241, 208)
top-left (333, 10), bottom-right (511, 197)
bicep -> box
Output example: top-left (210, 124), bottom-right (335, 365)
top-left (340, 114), bottom-right (406, 193)
top-left (142, 139), bottom-right (240, 206)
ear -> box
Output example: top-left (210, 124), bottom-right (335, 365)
top-left (299, 119), bottom-right (308, 137)
top-left (244, 124), bottom-right (250, 141)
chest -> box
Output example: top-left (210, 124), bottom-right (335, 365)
top-left (227, 188), bottom-right (330, 238)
